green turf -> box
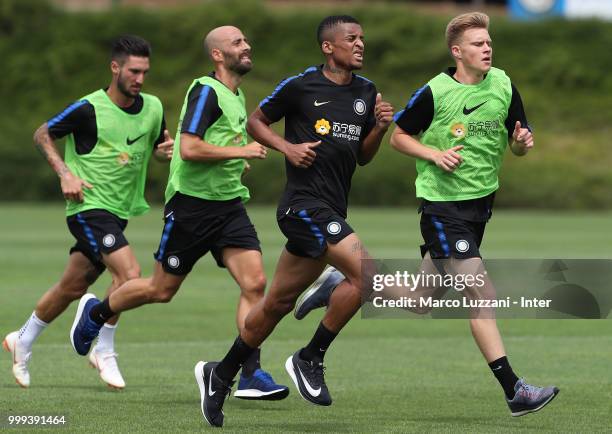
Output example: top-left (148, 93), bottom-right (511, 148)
top-left (1, 204), bottom-right (611, 433)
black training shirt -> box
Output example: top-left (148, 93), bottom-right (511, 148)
top-left (260, 65), bottom-right (377, 218)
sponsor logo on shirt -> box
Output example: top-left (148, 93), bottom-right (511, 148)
top-left (451, 120), bottom-right (501, 138)
top-left (315, 119), bottom-right (331, 135)
top-left (116, 151), bottom-right (144, 167)
top-left (332, 122), bottom-right (362, 142)
top-left (450, 123), bottom-right (466, 139)
top-left (117, 152), bottom-right (130, 166)
top-left (466, 120), bottom-right (501, 137)
top-left (315, 118), bottom-right (363, 142)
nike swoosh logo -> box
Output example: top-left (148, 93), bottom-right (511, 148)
top-left (208, 370), bottom-right (216, 396)
top-left (463, 101), bottom-right (487, 115)
top-left (314, 100), bottom-right (331, 107)
top-left (492, 365), bottom-right (502, 371)
top-left (297, 365), bottom-right (321, 397)
top-left (126, 133), bottom-right (146, 145)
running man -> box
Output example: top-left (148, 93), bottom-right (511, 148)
top-left (295, 12), bottom-right (559, 417)
top-left (70, 26), bottom-right (288, 401)
top-left (3, 35), bottom-right (173, 389)
top-left (192, 15), bottom-right (394, 427)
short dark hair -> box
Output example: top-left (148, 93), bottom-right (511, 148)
top-left (111, 35), bottom-right (151, 63)
top-left (317, 15), bottom-right (360, 45)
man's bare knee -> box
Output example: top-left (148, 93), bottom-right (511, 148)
top-left (149, 281), bottom-right (179, 303)
top-left (113, 265), bottom-right (142, 287)
top-left (240, 273), bottom-right (267, 301)
top-left (152, 290), bottom-right (176, 303)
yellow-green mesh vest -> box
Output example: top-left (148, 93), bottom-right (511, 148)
top-left (64, 89), bottom-right (163, 218)
top-left (165, 76), bottom-right (249, 203)
top-left (417, 67), bottom-right (512, 201)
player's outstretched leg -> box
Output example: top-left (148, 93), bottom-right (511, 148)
top-left (70, 294), bottom-right (104, 355)
top-left (294, 266), bottom-right (345, 320)
top-left (287, 234), bottom-right (368, 406)
top-left (5, 252), bottom-right (101, 387)
top-left (506, 379), bottom-right (559, 416)
top-left (205, 249), bottom-right (326, 424)
top-left (194, 361), bottom-right (234, 427)
top-left (86, 246), bottom-right (141, 389)
top-left (222, 247), bottom-right (289, 400)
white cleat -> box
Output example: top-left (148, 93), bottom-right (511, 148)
top-left (3, 331), bottom-right (31, 388)
top-left (89, 347), bottom-right (126, 390)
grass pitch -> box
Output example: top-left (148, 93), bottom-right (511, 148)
top-left (1, 205), bottom-right (611, 433)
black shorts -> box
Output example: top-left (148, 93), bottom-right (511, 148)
top-left (277, 205), bottom-right (354, 258)
top-left (420, 213), bottom-right (486, 259)
top-left (66, 209), bottom-right (129, 273)
top-left (154, 193), bottom-right (261, 275)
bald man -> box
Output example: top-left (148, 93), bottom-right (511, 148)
top-left (70, 25), bottom-right (289, 401)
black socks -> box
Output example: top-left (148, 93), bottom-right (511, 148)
top-left (89, 298), bottom-right (115, 325)
top-left (489, 356), bottom-right (520, 399)
top-left (300, 322), bottom-right (338, 364)
top-left (241, 347), bottom-right (261, 377)
top-left (216, 335), bottom-right (256, 383)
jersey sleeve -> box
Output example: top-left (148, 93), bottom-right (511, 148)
top-left (504, 83), bottom-right (530, 138)
top-left (258, 76), bottom-right (299, 123)
top-left (362, 85), bottom-right (378, 138)
top-left (180, 84), bottom-right (222, 138)
top-left (47, 100), bottom-right (95, 139)
top-left (153, 115), bottom-right (167, 149)
top-left (393, 85), bottom-right (433, 135)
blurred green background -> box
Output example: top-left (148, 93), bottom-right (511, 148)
top-left (1, 0), bottom-right (611, 209)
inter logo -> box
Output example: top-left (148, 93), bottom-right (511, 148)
top-left (168, 256), bottom-right (180, 269)
top-left (327, 222), bottom-right (341, 235)
top-left (353, 99), bottom-right (366, 115)
top-left (455, 240), bottom-right (470, 253)
top-left (103, 234), bottom-right (115, 248)
top-left (315, 119), bottom-right (331, 135)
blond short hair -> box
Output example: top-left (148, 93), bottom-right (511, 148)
top-left (445, 12), bottom-right (490, 49)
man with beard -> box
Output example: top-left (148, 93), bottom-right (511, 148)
top-left (190, 16), bottom-right (394, 427)
top-left (3, 35), bottom-right (174, 390)
top-left (70, 26), bottom-right (288, 401)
